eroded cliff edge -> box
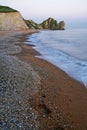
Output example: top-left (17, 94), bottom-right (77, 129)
top-left (0, 6), bottom-right (28, 31)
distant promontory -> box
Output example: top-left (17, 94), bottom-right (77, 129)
top-left (0, 6), bottom-right (65, 31)
top-left (25, 18), bottom-right (65, 30)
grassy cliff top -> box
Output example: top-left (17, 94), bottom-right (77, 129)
top-left (0, 5), bottom-right (18, 12)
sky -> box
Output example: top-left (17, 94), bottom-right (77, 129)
top-left (0, 0), bottom-right (87, 28)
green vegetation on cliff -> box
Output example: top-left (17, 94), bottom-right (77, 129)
top-left (0, 5), bottom-right (65, 30)
top-left (25, 20), bottom-right (41, 29)
top-left (40, 18), bottom-right (59, 30)
top-left (0, 5), bottom-right (17, 12)
top-left (25, 18), bottom-right (65, 30)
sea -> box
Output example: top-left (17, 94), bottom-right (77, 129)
top-left (25, 29), bottom-right (87, 87)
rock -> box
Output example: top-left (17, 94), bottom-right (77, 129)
top-left (25, 19), bottom-right (42, 29)
top-left (40, 17), bottom-right (59, 30)
top-left (25, 17), bottom-right (65, 30)
top-left (58, 21), bottom-right (65, 30)
top-left (0, 6), bottom-right (28, 31)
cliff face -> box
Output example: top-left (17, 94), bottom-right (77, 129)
top-left (0, 6), bottom-right (65, 31)
top-left (25, 18), bottom-right (65, 30)
top-left (40, 18), bottom-right (59, 30)
top-left (25, 20), bottom-right (41, 29)
top-left (0, 10), bottom-right (28, 31)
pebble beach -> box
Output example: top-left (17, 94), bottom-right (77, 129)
top-left (0, 30), bottom-right (87, 130)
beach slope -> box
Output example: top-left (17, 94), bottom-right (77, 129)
top-left (0, 31), bottom-right (87, 130)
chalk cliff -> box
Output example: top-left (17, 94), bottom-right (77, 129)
top-left (0, 6), bottom-right (28, 31)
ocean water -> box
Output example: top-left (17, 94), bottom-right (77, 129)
top-left (26, 29), bottom-right (87, 87)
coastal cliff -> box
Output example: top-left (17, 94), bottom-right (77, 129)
top-left (0, 6), bottom-right (65, 31)
top-left (25, 18), bottom-right (65, 30)
top-left (0, 6), bottom-right (28, 31)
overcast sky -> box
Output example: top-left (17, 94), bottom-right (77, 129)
top-left (0, 0), bottom-right (87, 28)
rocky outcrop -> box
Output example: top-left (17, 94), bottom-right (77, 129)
top-left (25, 18), bottom-right (65, 30)
top-left (58, 21), bottom-right (65, 30)
top-left (0, 6), bottom-right (28, 31)
top-left (25, 20), bottom-right (41, 29)
top-left (40, 18), bottom-right (59, 30)
top-left (0, 6), bottom-right (65, 31)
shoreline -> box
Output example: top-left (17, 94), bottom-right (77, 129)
top-left (16, 32), bottom-right (87, 130)
top-left (17, 32), bottom-right (85, 87)
top-left (0, 30), bottom-right (87, 130)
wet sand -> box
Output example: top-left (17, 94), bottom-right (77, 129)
top-left (0, 31), bottom-right (87, 130)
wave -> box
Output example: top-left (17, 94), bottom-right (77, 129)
top-left (26, 30), bottom-right (87, 87)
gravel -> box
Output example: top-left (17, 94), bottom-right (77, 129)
top-left (0, 33), bottom-right (41, 130)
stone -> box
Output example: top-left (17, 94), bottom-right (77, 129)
top-left (0, 6), bottom-right (29, 31)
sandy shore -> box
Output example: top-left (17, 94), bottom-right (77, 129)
top-left (0, 30), bottom-right (87, 130)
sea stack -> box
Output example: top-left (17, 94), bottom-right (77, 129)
top-left (0, 6), bottom-right (29, 31)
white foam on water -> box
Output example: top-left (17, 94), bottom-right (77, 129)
top-left (26, 29), bottom-right (87, 87)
